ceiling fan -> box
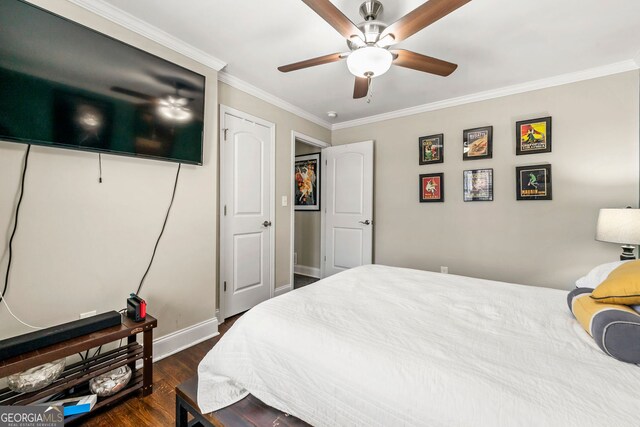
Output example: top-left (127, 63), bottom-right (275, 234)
top-left (278, 0), bottom-right (471, 99)
top-left (111, 82), bottom-right (195, 122)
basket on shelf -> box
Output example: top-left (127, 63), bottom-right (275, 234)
top-left (7, 358), bottom-right (66, 393)
top-left (89, 365), bottom-right (132, 397)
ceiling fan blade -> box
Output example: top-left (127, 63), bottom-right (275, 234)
top-left (111, 86), bottom-right (155, 101)
top-left (392, 49), bottom-right (458, 76)
top-left (382, 0), bottom-right (471, 43)
top-left (278, 52), bottom-right (345, 73)
top-left (353, 77), bottom-right (369, 99)
top-left (301, 0), bottom-right (364, 40)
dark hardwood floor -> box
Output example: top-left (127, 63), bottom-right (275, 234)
top-left (293, 274), bottom-right (319, 289)
top-left (81, 314), bottom-right (242, 427)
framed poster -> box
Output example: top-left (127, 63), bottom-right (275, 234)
top-left (463, 126), bottom-right (493, 160)
top-left (516, 116), bottom-right (552, 155)
top-left (463, 168), bottom-right (493, 202)
top-left (419, 173), bottom-right (444, 203)
top-left (516, 164), bottom-right (552, 200)
top-left (294, 153), bottom-right (320, 211)
top-left (419, 133), bottom-right (444, 165)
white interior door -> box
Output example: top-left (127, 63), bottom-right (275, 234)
top-left (323, 141), bottom-right (373, 277)
top-left (221, 108), bottom-right (274, 319)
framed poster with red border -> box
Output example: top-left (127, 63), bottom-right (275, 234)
top-left (419, 173), bottom-right (444, 203)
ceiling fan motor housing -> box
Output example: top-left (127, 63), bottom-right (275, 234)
top-left (359, 0), bottom-right (383, 21)
top-left (347, 1), bottom-right (387, 50)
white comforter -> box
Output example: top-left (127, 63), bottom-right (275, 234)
top-left (198, 265), bottom-right (640, 426)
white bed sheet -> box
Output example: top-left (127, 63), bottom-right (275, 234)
top-left (198, 265), bottom-right (640, 426)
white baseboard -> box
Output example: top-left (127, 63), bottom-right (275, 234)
top-left (152, 317), bottom-right (219, 363)
top-left (294, 265), bottom-right (321, 278)
top-left (274, 284), bottom-right (293, 297)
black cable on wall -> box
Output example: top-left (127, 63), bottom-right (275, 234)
top-left (136, 163), bottom-right (182, 295)
top-left (1, 145), bottom-right (31, 303)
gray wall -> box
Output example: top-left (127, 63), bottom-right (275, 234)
top-left (294, 141), bottom-right (322, 271)
top-left (0, 0), bottom-right (219, 339)
top-left (332, 71), bottom-right (640, 290)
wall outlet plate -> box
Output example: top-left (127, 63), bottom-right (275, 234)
top-left (440, 266), bottom-right (449, 274)
top-left (282, 196), bottom-right (288, 207)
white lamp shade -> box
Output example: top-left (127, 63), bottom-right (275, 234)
top-left (347, 47), bottom-right (393, 78)
top-left (596, 208), bottom-right (640, 245)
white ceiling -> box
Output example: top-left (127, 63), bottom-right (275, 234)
top-left (98, 0), bottom-right (640, 125)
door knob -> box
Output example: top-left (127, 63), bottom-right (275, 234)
top-left (359, 220), bottom-right (371, 225)
top-left (262, 220), bottom-right (272, 227)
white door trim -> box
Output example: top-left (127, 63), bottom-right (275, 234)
top-left (290, 131), bottom-right (330, 288)
top-left (219, 105), bottom-right (276, 322)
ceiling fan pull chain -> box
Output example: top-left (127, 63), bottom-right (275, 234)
top-left (366, 76), bottom-right (374, 104)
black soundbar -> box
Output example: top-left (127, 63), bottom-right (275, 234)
top-left (0, 310), bottom-right (122, 360)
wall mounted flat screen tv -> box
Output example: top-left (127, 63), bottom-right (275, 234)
top-left (0, 0), bottom-right (205, 165)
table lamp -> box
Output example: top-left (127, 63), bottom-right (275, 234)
top-left (596, 207), bottom-right (640, 260)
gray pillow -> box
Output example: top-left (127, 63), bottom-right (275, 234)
top-left (568, 287), bottom-right (640, 364)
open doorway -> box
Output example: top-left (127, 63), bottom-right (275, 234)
top-left (290, 131), bottom-right (330, 289)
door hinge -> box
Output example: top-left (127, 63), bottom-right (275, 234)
top-left (325, 159), bottom-right (327, 165)
top-left (224, 205), bottom-right (227, 216)
top-left (324, 256), bottom-right (327, 262)
top-left (223, 128), bottom-right (229, 141)
top-left (224, 281), bottom-right (227, 292)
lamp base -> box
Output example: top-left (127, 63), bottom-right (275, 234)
top-left (620, 245), bottom-right (636, 261)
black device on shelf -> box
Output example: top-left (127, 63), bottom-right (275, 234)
top-left (0, 311), bottom-right (122, 360)
top-left (127, 294), bottom-right (147, 323)
top-left (0, 0), bottom-right (205, 165)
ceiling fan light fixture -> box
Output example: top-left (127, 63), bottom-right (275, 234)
top-left (349, 35), bottom-right (366, 48)
top-left (347, 46), bottom-right (392, 78)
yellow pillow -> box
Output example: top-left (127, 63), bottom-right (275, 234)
top-left (591, 260), bottom-right (640, 304)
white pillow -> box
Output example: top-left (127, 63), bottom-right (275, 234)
top-left (575, 260), bottom-right (630, 289)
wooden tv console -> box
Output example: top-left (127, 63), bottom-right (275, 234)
top-left (0, 314), bottom-right (157, 424)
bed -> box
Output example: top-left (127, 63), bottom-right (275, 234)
top-left (198, 265), bottom-right (640, 426)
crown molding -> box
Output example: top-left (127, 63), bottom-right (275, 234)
top-left (332, 59), bottom-right (640, 130)
top-left (66, 0), bottom-right (226, 71)
top-left (217, 72), bottom-right (332, 130)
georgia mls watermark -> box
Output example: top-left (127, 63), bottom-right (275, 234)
top-left (0, 406), bottom-right (64, 427)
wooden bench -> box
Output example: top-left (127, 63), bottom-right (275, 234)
top-left (175, 376), bottom-right (310, 427)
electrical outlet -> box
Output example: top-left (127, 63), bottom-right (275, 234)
top-left (79, 310), bottom-right (97, 319)
top-left (282, 196), bottom-right (288, 207)
top-left (440, 266), bottom-right (449, 274)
